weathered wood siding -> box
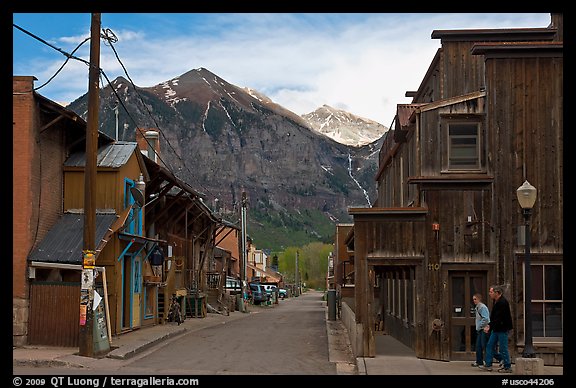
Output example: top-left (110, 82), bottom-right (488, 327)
top-left (486, 55), bottom-right (563, 255)
top-left (425, 188), bottom-right (493, 262)
top-left (28, 282), bottom-right (80, 347)
top-left (441, 41), bottom-right (485, 98)
top-left (376, 132), bottom-right (417, 208)
top-left (63, 152), bottom-right (142, 212)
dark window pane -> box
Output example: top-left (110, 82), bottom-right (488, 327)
top-left (448, 123), bottom-right (479, 170)
top-left (407, 277), bottom-right (414, 323)
top-left (450, 146), bottom-right (477, 158)
top-left (532, 265), bottom-right (543, 300)
top-left (449, 124), bottom-right (477, 136)
top-left (532, 302), bottom-right (544, 336)
top-left (545, 302), bottom-right (562, 337)
top-left (452, 137), bottom-right (477, 145)
top-left (545, 266), bottom-right (562, 300)
top-left (452, 277), bottom-right (464, 317)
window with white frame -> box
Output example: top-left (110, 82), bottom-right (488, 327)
top-left (448, 122), bottom-right (480, 170)
top-left (530, 263), bottom-right (562, 341)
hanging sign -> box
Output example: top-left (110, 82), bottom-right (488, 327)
top-left (83, 250), bottom-right (96, 269)
top-left (80, 304), bottom-right (87, 326)
top-left (93, 290), bottom-right (102, 311)
top-left (81, 269), bottom-right (94, 290)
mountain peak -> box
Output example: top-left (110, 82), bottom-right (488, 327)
top-left (302, 106), bottom-right (388, 146)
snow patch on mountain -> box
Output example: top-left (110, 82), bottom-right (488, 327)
top-left (302, 104), bottom-right (388, 146)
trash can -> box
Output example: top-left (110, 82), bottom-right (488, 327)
top-left (327, 289), bottom-right (336, 321)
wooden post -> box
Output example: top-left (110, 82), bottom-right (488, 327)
top-left (79, 13), bottom-right (100, 358)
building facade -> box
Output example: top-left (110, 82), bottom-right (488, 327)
top-left (346, 14), bottom-right (562, 365)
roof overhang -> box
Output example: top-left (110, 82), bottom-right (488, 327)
top-left (27, 212), bottom-right (118, 265)
top-left (431, 28), bottom-right (557, 42)
top-left (407, 175), bottom-right (493, 190)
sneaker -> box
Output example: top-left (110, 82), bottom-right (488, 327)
top-left (499, 360), bottom-right (504, 367)
top-left (478, 365), bottom-right (493, 372)
top-left (471, 362), bottom-right (481, 367)
top-left (498, 367), bottom-right (513, 373)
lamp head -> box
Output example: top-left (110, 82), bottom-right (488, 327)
top-left (516, 180), bottom-right (537, 210)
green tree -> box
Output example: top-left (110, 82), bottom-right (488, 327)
top-left (277, 242), bottom-right (332, 290)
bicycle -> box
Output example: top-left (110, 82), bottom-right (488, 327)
top-left (167, 294), bottom-right (183, 325)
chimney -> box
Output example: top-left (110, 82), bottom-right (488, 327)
top-left (136, 128), bottom-right (160, 163)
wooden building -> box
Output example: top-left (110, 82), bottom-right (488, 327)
top-left (346, 14), bottom-right (562, 365)
top-left (14, 75), bottom-right (228, 346)
top-left (13, 76), bottom-right (114, 346)
top-left (137, 139), bottom-right (230, 320)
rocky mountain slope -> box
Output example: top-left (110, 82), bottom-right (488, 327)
top-left (67, 68), bottom-right (384, 250)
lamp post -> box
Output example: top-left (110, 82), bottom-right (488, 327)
top-left (516, 180), bottom-right (537, 358)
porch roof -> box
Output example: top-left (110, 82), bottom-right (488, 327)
top-left (28, 211), bottom-right (118, 265)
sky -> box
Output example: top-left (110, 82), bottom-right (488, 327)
top-left (13, 13), bottom-right (552, 126)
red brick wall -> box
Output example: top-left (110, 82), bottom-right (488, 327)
top-left (13, 76), bottom-right (36, 300)
top-left (13, 77), bottom-right (71, 346)
top-left (13, 77), bottom-right (67, 298)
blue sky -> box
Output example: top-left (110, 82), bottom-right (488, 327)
top-left (13, 13), bottom-right (552, 125)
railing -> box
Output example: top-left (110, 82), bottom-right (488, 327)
top-left (206, 271), bottom-right (220, 290)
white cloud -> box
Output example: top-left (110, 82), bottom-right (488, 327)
top-left (17, 13), bottom-right (552, 125)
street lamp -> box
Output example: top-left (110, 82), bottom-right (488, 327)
top-left (516, 180), bottom-right (537, 358)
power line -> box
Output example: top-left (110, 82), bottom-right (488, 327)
top-left (100, 28), bottom-right (217, 199)
top-left (13, 23), bottom-right (91, 92)
top-left (14, 22), bottom-right (218, 201)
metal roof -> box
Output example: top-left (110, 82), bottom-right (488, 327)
top-left (64, 141), bottom-right (138, 168)
top-left (28, 212), bottom-right (117, 265)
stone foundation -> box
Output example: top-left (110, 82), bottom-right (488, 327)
top-left (13, 298), bottom-right (28, 347)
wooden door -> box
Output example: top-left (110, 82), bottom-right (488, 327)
top-left (449, 271), bottom-right (487, 360)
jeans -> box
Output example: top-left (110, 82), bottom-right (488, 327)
top-left (485, 330), bottom-right (509, 368)
top-left (475, 329), bottom-right (488, 364)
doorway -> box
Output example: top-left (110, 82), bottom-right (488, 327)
top-left (121, 253), bottom-right (142, 331)
top-left (449, 270), bottom-right (487, 360)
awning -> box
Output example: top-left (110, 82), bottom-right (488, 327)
top-left (116, 232), bottom-right (167, 261)
top-left (28, 212), bottom-right (118, 265)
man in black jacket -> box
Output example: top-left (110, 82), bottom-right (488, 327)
top-left (479, 285), bottom-right (513, 373)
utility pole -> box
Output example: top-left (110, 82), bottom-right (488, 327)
top-left (114, 104), bottom-right (119, 141)
top-left (239, 191), bottom-right (248, 312)
top-left (295, 250), bottom-right (299, 297)
top-left (240, 192), bottom-right (247, 283)
top-left (79, 13), bottom-right (101, 358)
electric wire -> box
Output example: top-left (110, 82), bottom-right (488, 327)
top-left (13, 23), bottom-right (91, 93)
top-left (15, 22), bottom-right (225, 214)
top-left (100, 29), bottom-right (216, 199)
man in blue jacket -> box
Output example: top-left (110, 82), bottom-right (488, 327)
top-left (479, 285), bottom-right (513, 373)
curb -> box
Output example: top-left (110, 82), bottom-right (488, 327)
top-left (356, 357), bottom-right (367, 375)
top-left (13, 359), bottom-right (85, 369)
top-left (107, 326), bottom-right (187, 360)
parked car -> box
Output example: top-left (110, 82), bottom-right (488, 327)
top-left (249, 283), bottom-right (268, 305)
top-left (262, 284), bottom-right (277, 295)
top-left (225, 277), bottom-right (242, 296)
top-left (278, 288), bottom-right (288, 299)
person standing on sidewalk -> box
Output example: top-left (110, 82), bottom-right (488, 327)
top-left (479, 285), bottom-right (513, 373)
top-left (471, 293), bottom-right (491, 367)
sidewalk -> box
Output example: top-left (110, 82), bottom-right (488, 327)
top-left (355, 331), bottom-right (563, 376)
